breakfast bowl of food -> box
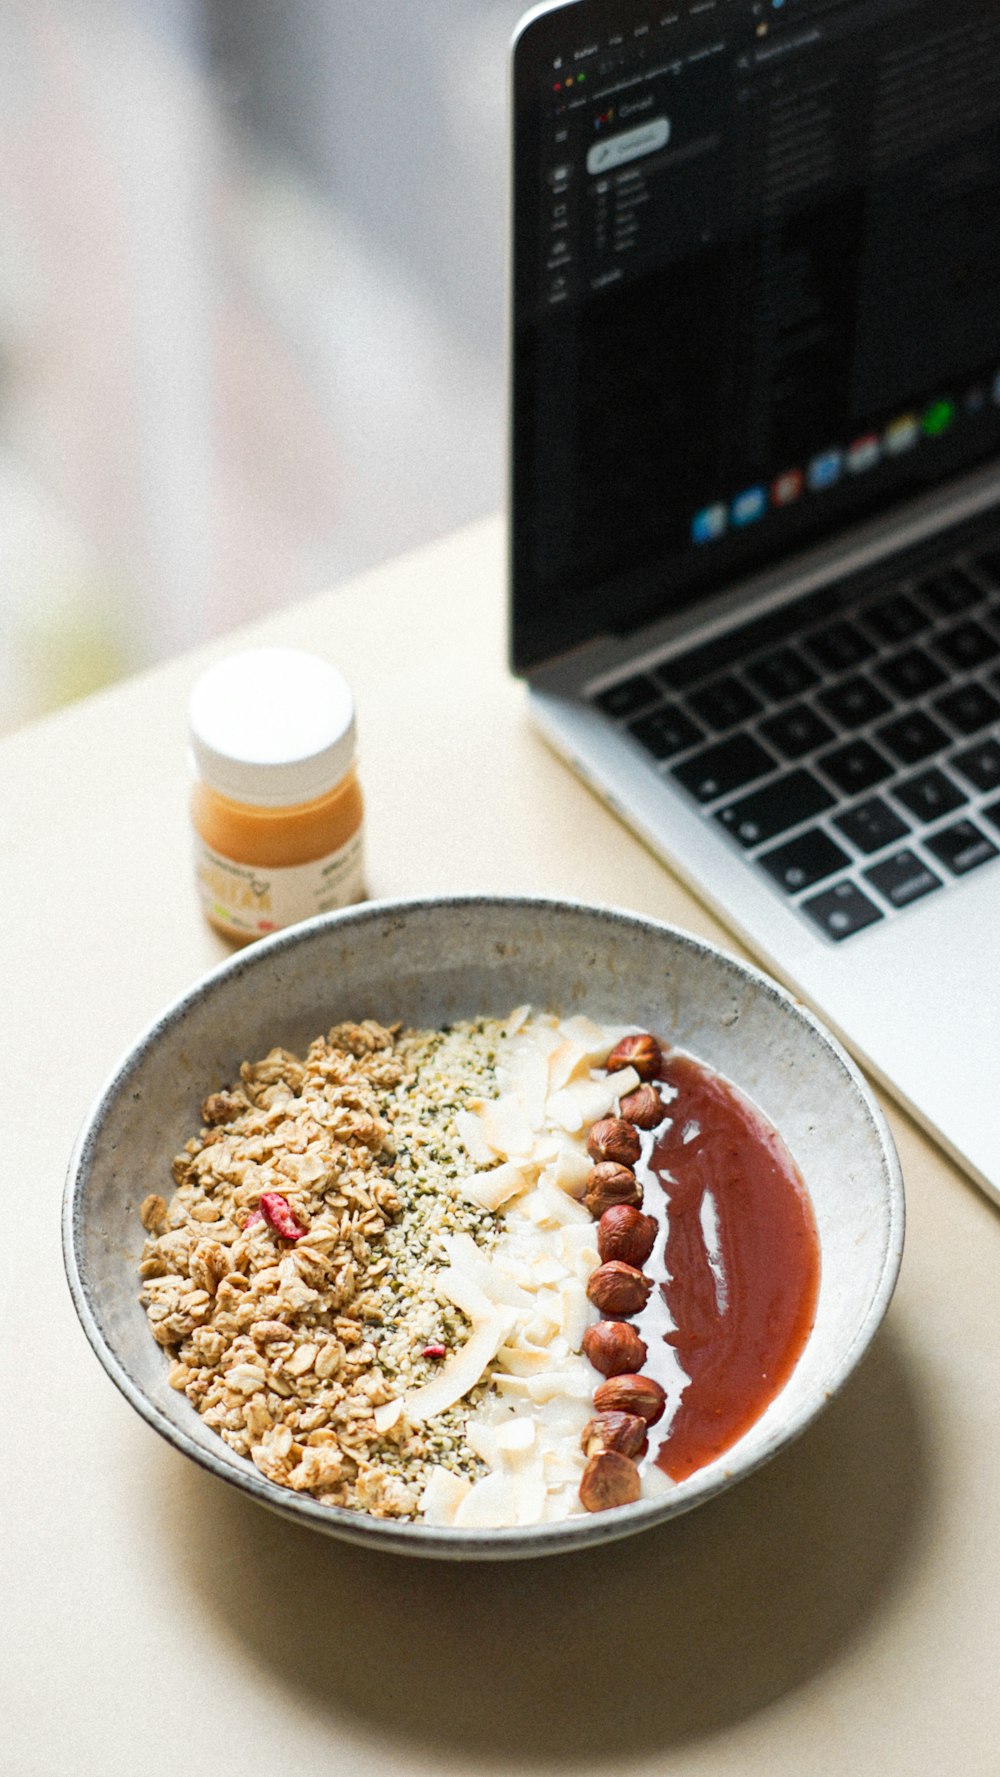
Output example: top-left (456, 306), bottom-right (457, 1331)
top-left (63, 895), bottom-right (904, 1559)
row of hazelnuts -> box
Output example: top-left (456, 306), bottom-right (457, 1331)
top-left (577, 1033), bottom-right (669, 1515)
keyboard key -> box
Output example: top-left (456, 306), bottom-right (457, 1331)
top-left (628, 703), bottom-right (704, 761)
top-left (672, 733), bottom-right (777, 803)
top-left (658, 633), bottom-right (760, 693)
top-left (874, 646), bottom-right (947, 699)
top-left (745, 646), bottom-right (819, 703)
top-left (971, 548), bottom-right (1000, 586)
top-left (934, 620), bottom-right (1000, 671)
top-left (835, 795), bottom-right (911, 854)
top-left (951, 737), bottom-right (1000, 792)
top-left (594, 674), bottom-right (660, 720)
top-left (802, 619), bottom-right (875, 672)
top-left (918, 569), bottom-right (983, 616)
top-left (892, 766), bottom-right (967, 822)
top-left (817, 738), bottom-right (894, 794)
top-left (925, 819), bottom-right (999, 876)
top-left (861, 591), bottom-right (930, 643)
top-left (759, 702), bottom-right (836, 760)
top-left (876, 709), bottom-right (950, 765)
top-left (686, 674), bottom-right (762, 732)
top-left (716, 769), bottom-right (835, 847)
top-left (759, 828), bottom-right (851, 893)
top-left (982, 796), bottom-right (1000, 834)
top-left (864, 849), bottom-right (943, 908)
top-left (818, 673), bottom-right (893, 729)
top-left (933, 681), bottom-right (1000, 736)
top-left (802, 880), bottom-right (884, 940)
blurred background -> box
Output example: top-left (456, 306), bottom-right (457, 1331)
top-left (0, 0), bottom-right (526, 735)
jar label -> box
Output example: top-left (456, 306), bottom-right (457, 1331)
top-left (193, 829), bottom-right (365, 940)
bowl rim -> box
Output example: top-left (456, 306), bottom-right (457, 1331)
top-left (62, 892), bottom-right (905, 1560)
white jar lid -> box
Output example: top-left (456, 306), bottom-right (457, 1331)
top-left (189, 647), bottom-right (356, 808)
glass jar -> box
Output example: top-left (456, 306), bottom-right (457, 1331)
top-left (189, 646), bottom-right (365, 943)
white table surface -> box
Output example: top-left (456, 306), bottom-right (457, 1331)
top-left (3, 514), bottom-right (999, 1777)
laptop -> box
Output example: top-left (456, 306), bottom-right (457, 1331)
top-left (508, 0), bottom-right (1000, 1201)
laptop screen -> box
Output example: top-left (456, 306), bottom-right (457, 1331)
top-left (510, 0), bottom-right (1000, 670)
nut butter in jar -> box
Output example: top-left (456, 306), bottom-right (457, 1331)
top-left (189, 646), bottom-right (365, 943)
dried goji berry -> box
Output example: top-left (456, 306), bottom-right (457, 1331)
top-left (421, 1343), bottom-right (447, 1360)
top-left (259, 1192), bottom-right (307, 1241)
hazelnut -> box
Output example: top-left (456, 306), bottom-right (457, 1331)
top-left (581, 1411), bottom-right (648, 1460)
top-left (606, 1032), bottom-right (662, 1081)
top-left (582, 1319), bottom-right (648, 1377)
top-left (593, 1372), bottom-right (667, 1426)
top-left (584, 1161), bottom-right (643, 1218)
top-left (586, 1260), bottom-right (653, 1317)
top-left (597, 1204), bottom-right (658, 1268)
top-left (587, 1116), bottom-right (641, 1167)
top-left (619, 1083), bottom-right (664, 1130)
top-left (579, 1449), bottom-right (642, 1513)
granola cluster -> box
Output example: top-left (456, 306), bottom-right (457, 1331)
top-left (138, 1017), bottom-right (501, 1518)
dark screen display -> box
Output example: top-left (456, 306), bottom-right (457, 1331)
top-left (510, 0), bottom-right (1000, 669)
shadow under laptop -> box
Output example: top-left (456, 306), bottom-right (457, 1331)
top-left (157, 1319), bottom-right (931, 1762)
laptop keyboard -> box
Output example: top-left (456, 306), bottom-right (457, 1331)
top-left (590, 539), bottom-right (1000, 940)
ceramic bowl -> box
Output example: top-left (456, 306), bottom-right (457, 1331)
top-left (63, 896), bottom-right (904, 1559)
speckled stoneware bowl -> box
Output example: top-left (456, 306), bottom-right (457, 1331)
top-left (63, 896), bottom-right (904, 1560)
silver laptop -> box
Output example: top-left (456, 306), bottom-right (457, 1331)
top-left (509, 0), bottom-right (1000, 1201)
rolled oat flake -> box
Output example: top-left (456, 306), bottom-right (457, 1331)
top-left (188, 646), bottom-right (366, 943)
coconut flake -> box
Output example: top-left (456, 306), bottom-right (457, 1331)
top-left (479, 1093), bottom-right (536, 1160)
top-left (560, 1013), bottom-right (626, 1059)
top-left (495, 1416), bottom-right (537, 1458)
top-left (441, 1233), bottom-right (535, 1310)
top-left (457, 1159), bottom-right (530, 1213)
top-left (523, 1364), bottom-right (596, 1405)
top-left (500, 1038), bottom-right (551, 1131)
top-left (420, 1466), bottom-right (472, 1526)
top-left (453, 1470), bottom-right (520, 1530)
top-left (546, 1038), bottom-right (592, 1094)
top-left (495, 1341), bottom-right (554, 1377)
top-left (373, 1398), bottom-right (403, 1435)
top-left (558, 1277), bottom-right (592, 1352)
top-left (504, 1004), bottom-right (533, 1036)
top-left (547, 1139), bottom-right (592, 1197)
top-left (402, 1313), bottom-right (512, 1422)
top-left (435, 1264), bottom-right (497, 1327)
top-left (454, 1107), bottom-right (495, 1165)
top-left (546, 1067), bottom-right (641, 1132)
